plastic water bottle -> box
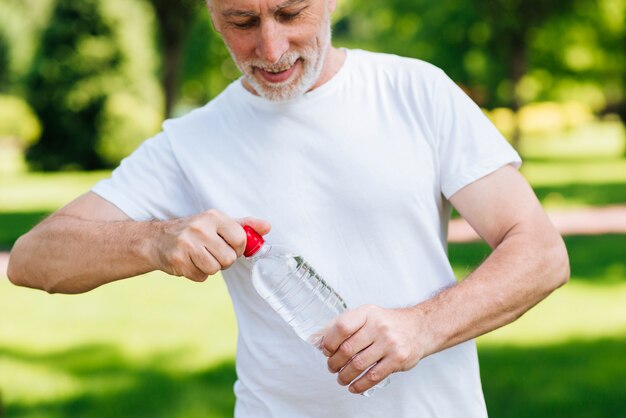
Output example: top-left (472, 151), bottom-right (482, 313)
top-left (242, 225), bottom-right (390, 397)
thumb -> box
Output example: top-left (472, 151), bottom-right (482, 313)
top-left (236, 217), bottom-right (271, 236)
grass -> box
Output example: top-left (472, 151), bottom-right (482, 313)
top-left (0, 171), bottom-right (110, 249)
top-left (1, 246), bottom-right (625, 417)
top-left (1, 120), bottom-right (625, 416)
top-left (480, 337), bottom-right (626, 418)
top-left (0, 272), bottom-right (239, 418)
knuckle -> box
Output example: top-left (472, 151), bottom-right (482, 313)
top-left (223, 252), bottom-right (237, 267)
top-left (338, 341), bottom-right (353, 357)
top-left (391, 346), bottom-right (409, 364)
top-left (187, 220), bottom-right (203, 233)
top-left (175, 234), bottom-right (193, 251)
top-left (350, 354), bottom-right (367, 372)
top-left (192, 272), bottom-right (208, 282)
top-left (205, 208), bottom-right (222, 218)
top-left (337, 373), bottom-right (351, 386)
top-left (233, 228), bottom-right (247, 246)
top-left (168, 251), bottom-right (186, 271)
top-left (366, 368), bottom-right (382, 384)
top-left (335, 321), bottom-right (351, 336)
top-left (207, 262), bottom-right (220, 275)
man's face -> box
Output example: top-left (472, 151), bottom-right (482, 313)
top-left (209, 0), bottom-right (336, 102)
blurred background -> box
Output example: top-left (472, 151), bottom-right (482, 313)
top-left (0, 0), bottom-right (625, 416)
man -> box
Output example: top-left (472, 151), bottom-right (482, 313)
top-left (8, 0), bottom-right (569, 416)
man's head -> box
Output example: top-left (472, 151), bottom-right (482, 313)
top-left (208, 0), bottom-right (337, 102)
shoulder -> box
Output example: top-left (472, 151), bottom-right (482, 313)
top-left (347, 49), bottom-right (445, 84)
top-left (344, 49), bottom-right (451, 108)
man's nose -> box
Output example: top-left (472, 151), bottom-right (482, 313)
top-left (256, 21), bottom-right (289, 64)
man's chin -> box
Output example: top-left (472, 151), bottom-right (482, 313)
top-left (245, 77), bottom-right (307, 102)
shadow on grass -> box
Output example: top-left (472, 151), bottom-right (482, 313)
top-left (534, 183), bottom-right (626, 207)
top-left (0, 211), bottom-right (50, 250)
top-left (449, 234), bottom-right (626, 283)
top-left (480, 336), bottom-right (626, 418)
top-left (1, 344), bottom-right (236, 418)
top-left (2, 337), bottom-right (625, 418)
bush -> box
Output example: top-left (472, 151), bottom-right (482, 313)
top-left (25, 0), bottom-right (162, 171)
top-left (0, 95), bottom-right (41, 147)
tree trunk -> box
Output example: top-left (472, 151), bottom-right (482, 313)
top-left (149, 0), bottom-right (199, 118)
top-left (509, 37), bottom-right (527, 155)
top-left (162, 34), bottom-right (184, 118)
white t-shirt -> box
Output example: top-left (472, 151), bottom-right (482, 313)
top-left (92, 49), bottom-right (521, 417)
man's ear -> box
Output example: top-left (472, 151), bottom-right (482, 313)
top-left (327, 0), bottom-right (337, 13)
top-left (207, 2), bottom-right (222, 33)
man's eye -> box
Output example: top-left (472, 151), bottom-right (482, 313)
top-left (278, 7), bottom-right (307, 22)
top-left (232, 18), bottom-right (259, 29)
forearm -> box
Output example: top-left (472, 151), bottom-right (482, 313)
top-left (417, 229), bottom-right (569, 358)
top-left (8, 215), bottom-right (158, 294)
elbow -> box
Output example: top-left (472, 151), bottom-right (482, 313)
top-left (6, 239), bottom-right (27, 288)
top-left (6, 236), bottom-right (54, 293)
top-left (546, 234), bottom-right (570, 291)
top-left (6, 255), bottom-right (22, 287)
top-left (7, 257), bottom-right (58, 294)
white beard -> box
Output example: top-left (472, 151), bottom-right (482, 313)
top-left (228, 17), bottom-right (332, 102)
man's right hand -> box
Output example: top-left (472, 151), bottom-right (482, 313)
top-left (153, 210), bottom-right (270, 282)
top-left (8, 191), bottom-right (270, 293)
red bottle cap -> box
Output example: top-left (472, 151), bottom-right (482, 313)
top-left (243, 225), bottom-right (265, 257)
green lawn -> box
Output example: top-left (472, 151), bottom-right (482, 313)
top-left (1, 122), bottom-right (625, 417)
top-left (1, 239), bottom-right (625, 418)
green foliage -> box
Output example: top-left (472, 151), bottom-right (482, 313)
top-left (0, 95), bottom-right (41, 147)
top-left (0, 0), bottom-right (56, 90)
top-left (178, 11), bottom-right (239, 109)
top-left (25, 0), bottom-right (162, 171)
top-left (144, 0), bottom-right (202, 116)
top-left (0, 30), bottom-right (9, 90)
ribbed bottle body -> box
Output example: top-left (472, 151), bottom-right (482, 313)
top-left (251, 246), bottom-right (347, 347)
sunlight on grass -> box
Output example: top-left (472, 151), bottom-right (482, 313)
top-left (0, 271), bottom-right (237, 407)
top-left (478, 281), bottom-right (626, 347)
top-left (520, 120), bottom-right (625, 160)
top-left (522, 159), bottom-right (626, 187)
top-left (0, 171), bottom-right (111, 212)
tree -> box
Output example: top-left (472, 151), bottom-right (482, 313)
top-left (0, 30), bottom-right (9, 91)
top-left (469, 0), bottom-right (574, 150)
top-left (25, 0), bottom-right (161, 170)
top-left (146, 0), bottom-right (202, 117)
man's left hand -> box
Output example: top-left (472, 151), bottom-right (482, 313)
top-left (321, 304), bottom-right (431, 394)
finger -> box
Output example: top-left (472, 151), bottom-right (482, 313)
top-left (336, 341), bottom-right (386, 387)
top-left (215, 221), bottom-right (248, 256)
top-left (202, 233), bottom-right (239, 269)
top-left (348, 355), bottom-right (394, 395)
top-left (186, 253), bottom-right (212, 282)
top-left (189, 249), bottom-right (220, 277)
top-left (236, 217), bottom-right (271, 236)
top-left (327, 325), bottom-right (375, 373)
top-left (321, 308), bottom-right (368, 357)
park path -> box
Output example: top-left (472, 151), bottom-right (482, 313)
top-left (1, 204), bottom-right (625, 278)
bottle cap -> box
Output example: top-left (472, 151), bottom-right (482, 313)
top-left (243, 225), bottom-right (265, 257)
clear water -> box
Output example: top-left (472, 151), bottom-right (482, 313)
top-left (250, 248), bottom-right (390, 397)
top-left (251, 252), bottom-right (347, 347)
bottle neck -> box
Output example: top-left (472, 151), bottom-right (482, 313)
top-left (248, 242), bottom-right (272, 261)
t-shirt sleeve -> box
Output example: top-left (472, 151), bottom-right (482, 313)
top-left (431, 69), bottom-right (522, 199)
top-left (91, 132), bottom-right (199, 221)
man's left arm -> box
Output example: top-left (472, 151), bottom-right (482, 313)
top-left (322, 164), bottom-right (570, 394)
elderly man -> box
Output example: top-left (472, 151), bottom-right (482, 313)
top-left (8, 0), bottom-right (569, 416)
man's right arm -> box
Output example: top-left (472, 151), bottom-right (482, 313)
top-left (7, 192), bottom-right (269, 294)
